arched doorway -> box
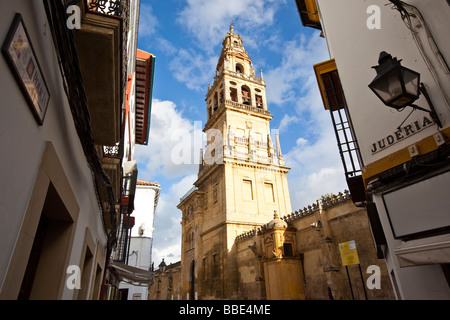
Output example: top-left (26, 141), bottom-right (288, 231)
top-left (190, 260), bottom-right (195, 300)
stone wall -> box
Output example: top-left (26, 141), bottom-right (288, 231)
top-left (235, 192), bottom-right (396, 300)
top-left (148, 262), bottom-right (182, 300)
top-left (149, 192), bottom-right (396, 300)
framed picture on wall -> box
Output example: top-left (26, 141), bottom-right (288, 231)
top-left (2, 13), bottom-right (50, 125)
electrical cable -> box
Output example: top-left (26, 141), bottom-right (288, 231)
top-left (389, 0), bottom-right (450, 111)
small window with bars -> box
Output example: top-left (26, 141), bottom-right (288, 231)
top-left (314, 60), bottom-right (366, 205)
top-left (321, 70), bottom-right (361, 179)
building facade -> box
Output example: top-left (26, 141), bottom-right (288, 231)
top-left (149, 26), bottom-right (394, 300)
top-left (296, 0), bottom-right (450, 299)
top-left (117, 179), bottom-right (160, 300)
top-left (109, 48), bottom-right (157, 299)
top-left (150, 192), bottom-right (395, 300)
top-left (0, 0), bottom-right (155, 300)
top-left (176, 24), bottom-right (292, 300)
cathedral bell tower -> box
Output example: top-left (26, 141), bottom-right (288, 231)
top-left (177, 25), bottom-right (292, 300)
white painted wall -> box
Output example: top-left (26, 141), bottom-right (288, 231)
top-left (317, 0), bottom-right (450, 167)
top-left (119, 184), bottom-right (159, 299)
top-left (0, 0), bottom-right (107, 298)
top-left (373, 193), bottom-right (450, 299)
top-left (315, 0), bottom-right (450, 299)
top-left (132, 184), bottom-right (159, 238)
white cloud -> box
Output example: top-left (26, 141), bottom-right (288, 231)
top-left (265, 32), bottom-right (348, 210)
top-left (177, 0), bottom-right (282, 51)
top-left (284, 114), bottom-right (348, 210)
top-left (135, 99), bottom-right (202, 179)
top-left (277, 114), bottom-right (300, 133)
top-left (155, 37), bottom-right (177, 56)
top-left (166, 0), bottom-right (282, 91)
top-left (264, 32), bottom-right (329, 107)
top-left (138, 4), bottom-right (158, 38)
top-left (168, 49), bottom-right (218, 92)
top-left (151, 174), bottom-right (197, 266)
top-left (134, 99), bottom-right (201, 266)
top-left (288, 166), bottom-right (346, 211)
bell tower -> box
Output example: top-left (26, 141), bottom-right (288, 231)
top-left (206, 23), bottom-right (269, 123)
top-left (178, 25), bottom-right (292, 299)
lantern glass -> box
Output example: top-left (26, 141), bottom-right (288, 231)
top-left (370, 68), bottom-right (403, 106)
top-left (402, 68), bottom-right (420, 99)
top-left (158, 259), bottom-right (167, 273)
top-left (369, 52), bottom-right (421, 109)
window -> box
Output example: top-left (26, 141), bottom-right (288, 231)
top-left (230, 87), bottom-right (238, 102)
top-left (188, 231), bottom-right (195, 249)
top-left (213, 254), bottom-right (219, 278)
top-left (213, 184), bottom-right (218, 204)
top-left (236, 63), bottom-right (244, 73)
top-left (295, 0), bottom-right (321, 30)
top-left (243, 179), bottom-right (253, 200)
top-left (256, 95), bottom-right (263, 108)
top-left (314, 59), bottom-right (365, 205)
top-left (283, 243), bottom-right (294, 257)
top-left (241, 86), bottom-right (251, 105)
top-left (264, 182), bottom-right (275, 202)
top-left (214, 92), bottom-right (218, 110)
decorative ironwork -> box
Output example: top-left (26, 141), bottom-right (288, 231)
top-left (103, 143), bottom-right (120, 158)
top-left (87, 0), bottom-right (123, 16)
top-left (226, 100), bottom-right (271, 115)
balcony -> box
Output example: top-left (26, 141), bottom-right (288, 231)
top-left (135, 50), bottom-right (156, 145)
top-left (223, 69), bottom-right (265, 85)
top-left (295, 0), bottom-right (322, 30)
top-left (73, 0), bottom-right (128, 146)
top-left (102, 142), bottom-right (123, 204)
top-left (225, 100), bottom-right (271, 116)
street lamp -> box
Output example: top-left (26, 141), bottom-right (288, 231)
top-left (158, 258), bottom-right (167, 273)
top-left (368, 51), bottom-right (442, 128)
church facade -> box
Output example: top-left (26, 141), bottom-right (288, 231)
top-left (148, 26), bottom-right (395, 300)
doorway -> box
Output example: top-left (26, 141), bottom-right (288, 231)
top-left (190, 260), bottom-right (195, 300)
top-left (18, 183), bottom-right (75, 299)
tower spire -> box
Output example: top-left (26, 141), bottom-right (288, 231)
top-left (275, 133), bottom-right (283, 158)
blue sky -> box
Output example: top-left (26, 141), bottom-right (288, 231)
top-left (134, 0), bottom-right (348, 266)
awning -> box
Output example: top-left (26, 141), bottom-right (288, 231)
top-left (395, 234), bottom-right (450, 267)
top-left (110, 261), bottom-right (154, 286)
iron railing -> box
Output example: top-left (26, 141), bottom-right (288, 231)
top-left (87, 0), bottom-right (124, 16)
